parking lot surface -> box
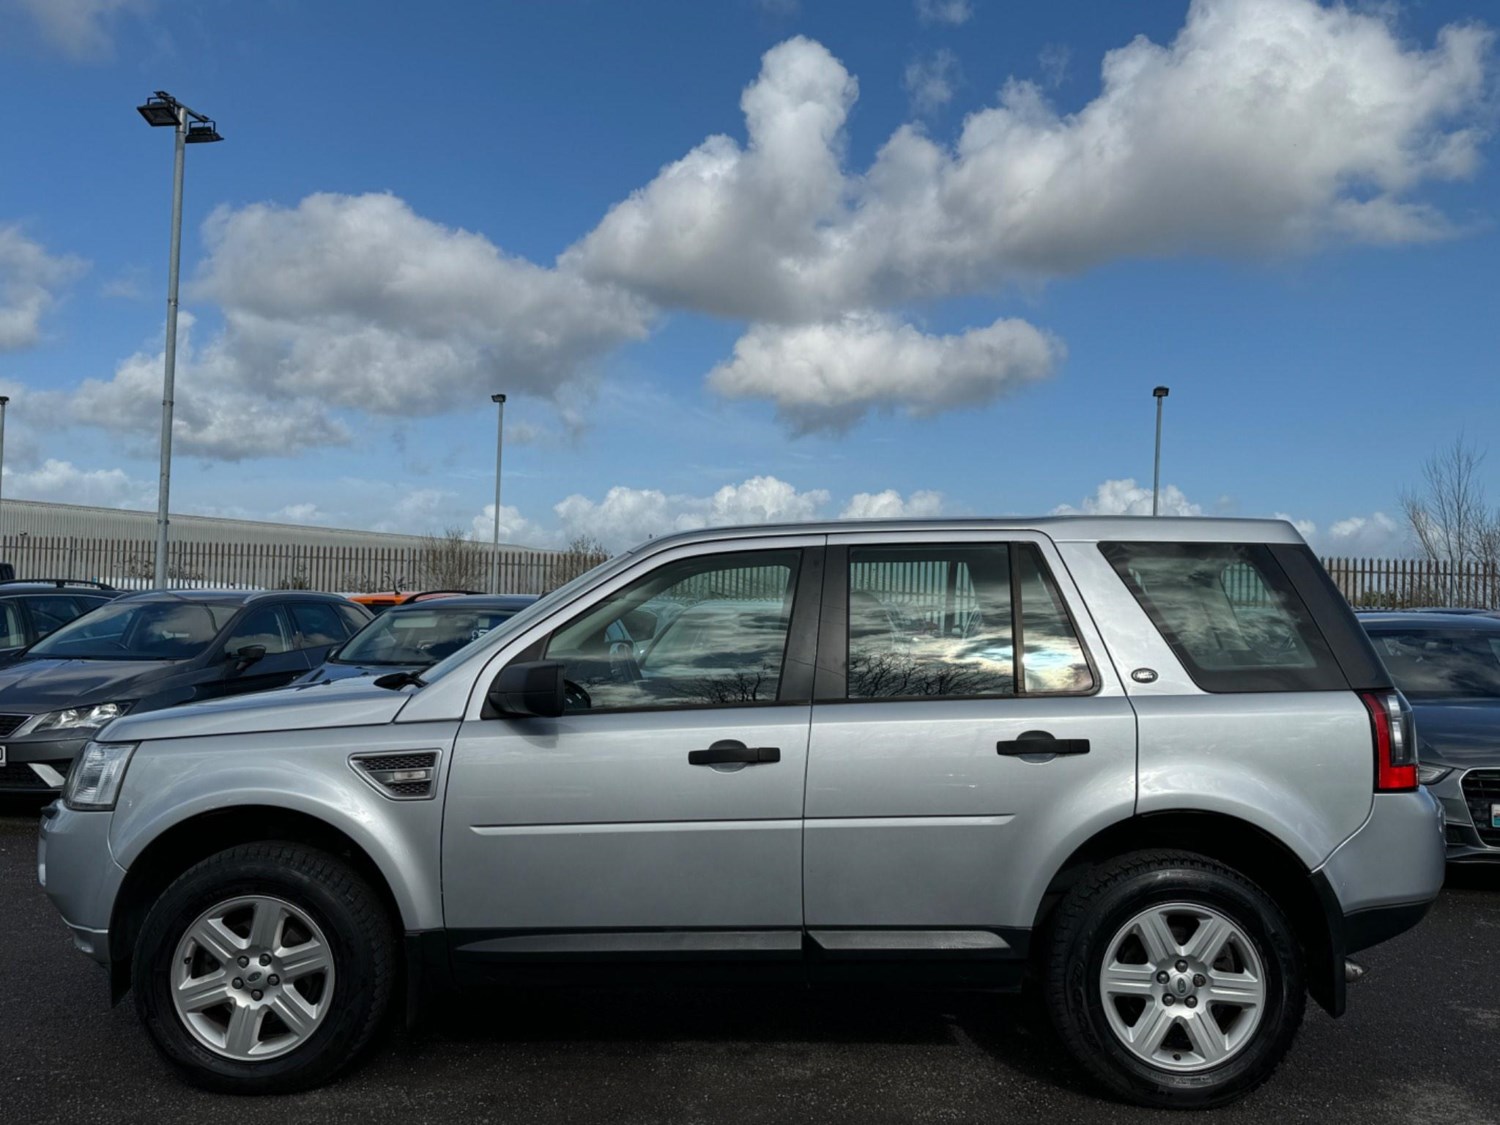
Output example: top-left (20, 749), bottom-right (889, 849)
top-left (2, 805), bottom-right (1496, 1125)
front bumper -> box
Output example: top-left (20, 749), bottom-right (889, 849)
top-left (1427, 768), bottom-right (1500, 861)
top-left (0, 734), bottom-right (91, 794)
top-left (37, 801), bottom-right (126, 966)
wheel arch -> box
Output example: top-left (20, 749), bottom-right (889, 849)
top-left (107, 805), bottom-right (404, 1004)
top-left (1031, 810), bottom-right (1344, 1016)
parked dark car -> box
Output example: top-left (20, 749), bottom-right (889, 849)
top-left (0, 589), bottom-right (371, 795)
top-left (1361, 611), bottom-right (1500, 860)
top-left (297, 594), bottom-right (536, 685)
top-left (0, 579), bottom-right (121, 665)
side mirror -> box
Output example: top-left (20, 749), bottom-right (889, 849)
top-left (486, 660), bottom-right (566, 718)
top-left (229, 643), bottom-right (267, 666)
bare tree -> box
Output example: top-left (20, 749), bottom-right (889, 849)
top-left (1401, 437), bottom-right (1500, 566)
top-left (548, 535), bottom-right (609, 588)
top-left (418, 527), bottom-right (487, 591)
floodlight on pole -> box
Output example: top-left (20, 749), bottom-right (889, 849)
top-left (137, 90), bottom-right (222, 588)
top-left (1152, 385), bottom-right (1170, 517)
top-left (490, 394), bottom-right (507, 594)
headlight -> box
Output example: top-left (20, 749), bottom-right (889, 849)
top-left (64, 742), bottom-right (138, 810)
top-left (18, 702), bottom-right (131, 735)
top-left (1417, 764), bottom-right (1453, 786)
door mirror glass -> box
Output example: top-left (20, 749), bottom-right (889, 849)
top-left (487, 660), bottom-right (566, 718)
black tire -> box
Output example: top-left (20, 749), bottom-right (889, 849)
top-left (133, 841), bottom-right (396, 1094)
top-left (1045, 849), bottom-right (1305, 1109)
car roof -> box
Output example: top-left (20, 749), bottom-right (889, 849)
top-left (383, 594), bottom-right (538, 614)
top-left (624, 516), bottom-right (1305, 555)
top-left (1359, 611), bottom-right (1500, 631)
top-left (0, 584), bottom-right (117, 594)
top-left (110, 589), bottom-right (353, 607)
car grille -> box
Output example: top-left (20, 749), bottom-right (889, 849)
top-left (350, 750), bottom-right (440, 800)
top-left (0, 762), bottom-right (53, 790)
top-left (0, 714), bottom-right (29, 737)
top-left (1461, 770), bottom-right (1500, 848)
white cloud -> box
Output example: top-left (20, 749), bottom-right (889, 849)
top-left (905, 49), bottom-right (960, 115)
top-left (916, 0), bottom-right (972, 27)
top-left (6, 0), bottom-right (150, 58)
top-left (70, 314), bottom-right (352, 461)
top-left (572, 4), bottom-right (1490, 322)
top-left (1302, 511), bottom-right (1411, 557)
top-left (841, 489), bottom-right (946, 519)
top-left (1054, 478), bottom-right (1204, 518)
top-left (70, 193), bottom-right (651, 458)
top-left (0, 226), bottom-right (86, 351)
top-left (550, 474), bottom-right (832, 551)
top-left (707, 313), bottom-right (1060, 432)
top-left (6, 458), bottom-right (152, 507)
top-left (471, 503), bottom-right (557, 549)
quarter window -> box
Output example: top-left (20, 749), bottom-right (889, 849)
top-left (1100, 541), bottom-right (1343, 693)
top-left (544, 550), bottom-right (800, 712)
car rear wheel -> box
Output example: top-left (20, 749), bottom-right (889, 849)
top-left (1045, 849), bottom-right (1304, 1109)
top-left (133, 841), bottom-right (395, 1093)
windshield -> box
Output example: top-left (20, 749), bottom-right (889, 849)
top-left (419, 555), bottom-right (623, 685)
top-left (1368, 627), bottom-right (1500, 699)
top-left (335, 606), bottom-right (524, 666)
top-left (28, 599), bottom-right (238, 661)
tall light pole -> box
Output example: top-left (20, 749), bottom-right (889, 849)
top-left (1151, 385), bottom-right (1170, 517)
top-left (137, 91), bottom-right (223, 588)
top-left (490, 393), bottom-right (507, 593)
top-left (0, 395), bottom-right (9, 547)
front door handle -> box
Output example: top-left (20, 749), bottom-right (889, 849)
top-left (688, 740), bottom-right (781, 766)
top-left (997, 730), bottom-right (1091, 757)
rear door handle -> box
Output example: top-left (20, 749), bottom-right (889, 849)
top-left (688, 740), bottom-right (781, 766)
top-left (997, 731), bottom-right (1091, 757)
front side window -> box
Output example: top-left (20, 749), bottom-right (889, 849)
top-left (290, 603), bottom-right (347, 648)
top-left (224, 606), bottom-right (293, 656)
top-left (1100, 541), bottom-right (1343, 693)
top-left (845, 542), bottom-right (1094, 700)
top-left (25, 596), bottom-right (87, 639)
top-left (544, 550), bottom-right (800, 712)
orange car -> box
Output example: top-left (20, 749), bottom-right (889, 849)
top-left (344, 589), bottom-right (480, 615)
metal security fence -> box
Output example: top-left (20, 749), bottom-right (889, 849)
top-left (1321, 557), bottom-right (1500, 611)
top-left (0, 535), bottom-right (598, 596)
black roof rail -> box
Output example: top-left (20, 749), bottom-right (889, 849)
top-left (0, 578), bottom-right (116, 591)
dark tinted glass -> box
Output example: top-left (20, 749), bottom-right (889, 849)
top-left (290, 603), bottom-right (346, 647)
top-left (30, 599), bottom-right (238, 660)
top-left (24, 596), bottom-right (84, 638)
top-left (1366, 627), bottom-right (1500, 698)
top-left (224, 606), bottom-right (293, 655)
top-left (335, 604), bottom-right (371, 634)
top-left (0, 603), bottom-right (23, 648)
top-left (545, 551), bottom-right (799, 711)
top-left (1101, 542), bottom-right (1344, 692)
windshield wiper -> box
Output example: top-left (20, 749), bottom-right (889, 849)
top-left (373, 669), bottom-right (427, 690)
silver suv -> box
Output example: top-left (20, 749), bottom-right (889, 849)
top-left (37, 518), bottom-right (1444, 1108)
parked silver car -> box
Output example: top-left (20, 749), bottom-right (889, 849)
top-left (36, 518), bottom-right (1443, 1107)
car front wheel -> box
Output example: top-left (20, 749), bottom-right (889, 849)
top-left (133, 841), bottom-right (396, 1093)
top-left (1045, 849), bottom-right (1305, 1109)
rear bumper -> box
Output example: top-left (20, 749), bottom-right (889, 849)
top-left (37, 801), bottom-right (125, 966)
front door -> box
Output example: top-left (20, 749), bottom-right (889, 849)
top-left (205, 605), bottom-right (311, 699)
top-left (443, 541), bottom-right (822, 965)
top-left (803, 533), bottom-right (1137, 963)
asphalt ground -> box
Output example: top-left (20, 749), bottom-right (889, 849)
top-left (2, 802), bottom-right (1497, 1125)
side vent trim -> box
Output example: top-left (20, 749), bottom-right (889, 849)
top-left (349, 749), bottom-right (442, 801)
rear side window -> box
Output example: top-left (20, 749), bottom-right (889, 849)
top-left (1100, 542), bottom-right (1345, 693)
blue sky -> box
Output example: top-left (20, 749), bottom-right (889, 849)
top-left (0, 0), bottom-right (1495, 553)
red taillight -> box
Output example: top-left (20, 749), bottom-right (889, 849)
top-left (1359, 690), bottom-right (1417, 792)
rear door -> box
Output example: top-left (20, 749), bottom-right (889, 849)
top-left (802, 531), bottom-right (1137, 962)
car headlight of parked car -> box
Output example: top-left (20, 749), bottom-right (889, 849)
top-left (17, 702), bottom-right (132, 735)
top-left (64, 741), bottom-right (138, 810)
top-left (1417, 763), bottom-right (1453, 786)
